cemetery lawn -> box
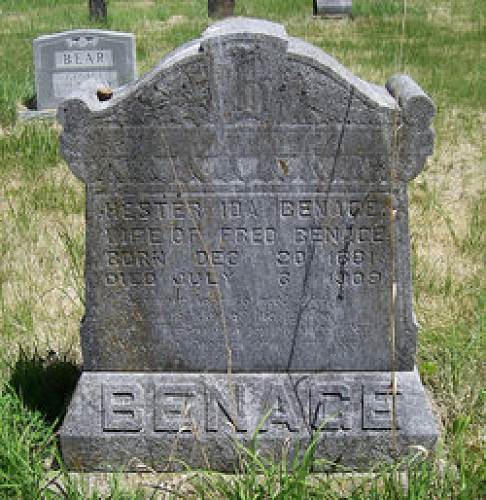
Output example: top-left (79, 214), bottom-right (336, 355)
top-left (0, 0), bottom-right (484, 498)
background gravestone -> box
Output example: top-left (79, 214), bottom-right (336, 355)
top-left (59, 18), bottom-right (439, 471)
top-left (33, 29), bottom-right (136, 110)
top-left (313, 0), bottom-right (353, 17)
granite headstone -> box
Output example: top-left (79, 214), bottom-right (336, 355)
top-left (59, 18), bottom-right (438, 472)
top-left (314, 0), bottom-right (353, 17)
top-left (34, 29), bottom-right (136, 110)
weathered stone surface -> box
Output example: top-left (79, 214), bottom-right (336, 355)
top-left (314, 0), bottom-right (353, 17)
top-left (61, 371), bottom-right (438, 471)
top-left (59, 18), bottom-right (438, 470)
top-left (59, 18), bottom-right (435, 373)
top-left (386, 74), bottom-right (436, 181)
top-left (34, 29), bottom-right (136, 110)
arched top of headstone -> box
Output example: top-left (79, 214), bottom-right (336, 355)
top-left (204, 17), bottom-right (288, 38)
top-left (59, 17), bottom-right (434, 184)
top-left (59, 18), bottom-right (396, 116)
top-left (34, 28), bottom-right (134, 45)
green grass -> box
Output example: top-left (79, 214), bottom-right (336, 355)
top-left (0, 124), bottom-right (61, 177)
top-left (0, 0), bottom-right (485, 497)
top-left (0, 388), bottom-right (57, 499)
top-left (185, 427), bottom-right (485, 499)
top-left (0, 384), bottom-right (149, 498)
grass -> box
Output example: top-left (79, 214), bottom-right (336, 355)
top-left (0, 0), bottom-right (485, 497)
top-left (0, 388), bottom-right (58, 499)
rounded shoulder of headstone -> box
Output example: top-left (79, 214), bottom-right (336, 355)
top-left (386, 74), bottom-right (436, 126)
top-left (57, 95), bottom-right (96, 184)
top-left (56, 77), bottom-right (120, 124)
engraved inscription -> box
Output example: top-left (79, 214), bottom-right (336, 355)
top-left (94, 192), bottom-right (390, 294)
top-left (90, 189), bottom-right (393, 370)
top-left (52, 71), bottom-right (118, 98)
top-left (101, 382), bottom-right (403, 433)
top-left (55, 49), bottom-right (113, 68)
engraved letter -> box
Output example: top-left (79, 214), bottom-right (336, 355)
top-left (310, 384), bottom-right (352, 430)
top-left (205, 384), bottom-right (247, 432)
top-left (154, 383), bottom-right (200, 432)
top-left (258, 383), bottom-right (302, 432)
top-left (281, 200), bottom-right (294, 217)
top-left (102, 383), bottom-right (144, 432)
top-left (362, 384), bottom-right (402, 430)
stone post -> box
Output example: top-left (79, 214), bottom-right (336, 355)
top-left (208, 0), bottom-right (235, 18)
top-left (89, 0), bottom-right (107, 20)
top-left (313, 0), bottom-right (353, 17)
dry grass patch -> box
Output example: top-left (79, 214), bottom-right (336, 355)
top-left (427, 3), bottom-right (480, 32)
top-left (1, 162), bottom-right (84, 364)
top-left (165, 14), bottom-right (188, 27)
top-left (0, 209), bottom-right (84, 356)
top-left (412, 109), bottom-right (484, 262)
top-left (135, 14), bottom-right (188, 33)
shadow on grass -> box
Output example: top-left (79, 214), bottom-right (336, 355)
top-left (21, 93), bottom-right (37, 110)
top-left (8, 349), bottom-right (80, 427)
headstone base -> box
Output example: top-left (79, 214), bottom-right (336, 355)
top-left (61, 371), bottom-right (439, 472)
top-left (17, 108), bottom-right (57, 122)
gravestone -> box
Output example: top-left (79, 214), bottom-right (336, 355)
top-left (59, 18), bottom-right (439, 472)
top-left (33, 29), bottom-right (136, 110)
top-left (313, 0), bottom-right (353, 17)
top-left (209, 0), bottom-right (235, 18)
